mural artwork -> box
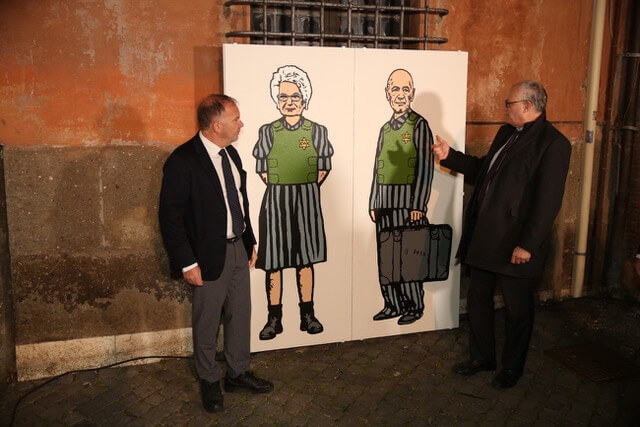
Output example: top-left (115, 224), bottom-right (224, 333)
top-left (253, 65), bottom-right (334, 340)
top-left (369, 69), bottom-right (451, 326)
top-left (224, 43), bottom-right (467, 350)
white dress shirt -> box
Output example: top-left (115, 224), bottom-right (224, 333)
top-left (183, 132), bottom-right (246, 273)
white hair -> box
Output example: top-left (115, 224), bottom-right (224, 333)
top-left (270, 65), bottom-right (312, 109)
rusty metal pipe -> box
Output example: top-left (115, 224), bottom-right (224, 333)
top-left (572, 0), bottom-right (607, 297)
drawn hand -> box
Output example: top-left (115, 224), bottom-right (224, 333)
top-left (369, 210), bottom-right (376, 222)
top-left (260, 173), bottom-right (268, 184)
top-left (410, 210), bottom-right (424, 221)
top-left (183, 265), bottom-right (204, 286)
top-left (318, 170), bottom-right (328, 184)
top-left (433, 135), bottom-right (451, 161)
top-left (511, 246), bottom-right (531, 264)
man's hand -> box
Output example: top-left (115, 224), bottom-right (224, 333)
top-left (369, 210), bottom-right (376, 222)
top-left (249, 247), bottom-right (257, 269)
top-left (260, 172), bottom-right (268, 184)
top-left (183, 265), bottom-right (204, 286)
top-left (433, 135), bottom-right (451, 161)
top-left (511, 246), bottom-right (531, 264)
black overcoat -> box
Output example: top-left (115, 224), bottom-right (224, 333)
top-left (441, 113), bottom-right (571, 278)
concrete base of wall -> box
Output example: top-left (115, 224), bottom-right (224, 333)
top-left (16, 327), bottom-right (193, 381)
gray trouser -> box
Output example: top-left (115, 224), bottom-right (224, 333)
top-left (192, 240), bottom-right (251, 383)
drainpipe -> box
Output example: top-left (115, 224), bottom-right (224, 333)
top-left (571, 0), bottom-right (607, 297)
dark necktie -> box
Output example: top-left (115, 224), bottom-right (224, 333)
top-left (219, 149), bottom-right (244, 238)
top-left (476, 131), bottom-right (520, 208)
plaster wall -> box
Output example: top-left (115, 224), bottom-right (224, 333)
top-left (0, 0), bottom-right (599, 378)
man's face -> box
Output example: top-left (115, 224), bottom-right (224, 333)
top-left (504, 86), bottom-right (529, 128)
top-left (215, 102), bottom-right (243, 145)
top-left (386, 72), bottom-right (415, 115)
top-left (277, 81), bottom-right (305, 117)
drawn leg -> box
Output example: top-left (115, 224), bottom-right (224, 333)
top-left (373, 229), bottom-right (401, 320)
top-left (259, 270), bottom-right (283, 340)
top-left (297, 265), bottom-right (323, 334)
top-left (397, 281), bottom-right (424, 325)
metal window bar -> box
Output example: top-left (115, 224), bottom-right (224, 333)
top-left (224, 0), bottom-right (448, 49)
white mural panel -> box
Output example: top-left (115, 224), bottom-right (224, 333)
top-left (352, 49), bottom-right (467, 340)
top-left (223, 44), bottom-right (467, 351)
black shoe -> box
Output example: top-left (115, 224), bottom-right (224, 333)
top-left (372, 307), bottom-right (400, 321)
top-left (224, 371), bottom-right (274, 394)
top-left (200, 380), bottom-right (223, 413)
top-left (299, 302), bottom-right (324, 334)
top-left (259, 314), bottom-right (283, 340)
top-left (397, 312), bottom-right (423, 325)
top-left (300, 312), bottom-right (323, 334)
top-left (452, 360), bottom-right (497, 376)
top-left (491, 369), bottom-right (521, 389)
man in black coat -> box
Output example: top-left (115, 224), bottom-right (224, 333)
top-left (159, 94), bottom-right (273, 413)
top-left (433, 81), bottom-right (571, 389)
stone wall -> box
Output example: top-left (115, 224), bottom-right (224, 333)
top-left (1, 0), bottom-right (611, 380)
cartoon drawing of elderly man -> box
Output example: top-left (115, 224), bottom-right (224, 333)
top-left (369, 69), bottom-right (435, 325)
top-left (253, 65), bottom-right (334, 340)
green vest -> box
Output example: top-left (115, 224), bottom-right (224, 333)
top-left (376, 112), bottom-right (418, 184)
top-left (267, 119), bottom-right (318, 184)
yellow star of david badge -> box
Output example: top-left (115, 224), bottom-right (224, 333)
top-left (402, 132), bottom-right (411, 143)
top-left (299, 137), bottom-right (310, 150)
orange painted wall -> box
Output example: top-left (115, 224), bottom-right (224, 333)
top-left (1, 1), bottom-right (593, 148)
top-left (0, 0), bottom-right (248, 147)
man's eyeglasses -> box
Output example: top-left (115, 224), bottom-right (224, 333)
top-left (505, 99), bottom-right (528, 108)
top-left (278, 93), bottom-right (302, 102)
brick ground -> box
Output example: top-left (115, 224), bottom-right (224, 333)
top-left (1, 298), bottom-right (639, 426)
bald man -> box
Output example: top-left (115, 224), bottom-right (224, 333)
top-left (369, 69), bottom-right (434, 325)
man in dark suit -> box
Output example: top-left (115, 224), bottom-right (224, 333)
top-left (159, 94), bottom-right (273, 413)
top-left (433, 81), bottom-right (571, 389)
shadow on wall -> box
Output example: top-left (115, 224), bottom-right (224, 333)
top-left (194, 46), bottom-right (223, 103)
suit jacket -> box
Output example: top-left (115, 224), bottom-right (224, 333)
top-left (441, 113), bottom-right (571, 278)
top-left (159, 134), bottom-right (256, 281)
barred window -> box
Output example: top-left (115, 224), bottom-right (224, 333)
top-left (224, 0), bottom-right (448, 49)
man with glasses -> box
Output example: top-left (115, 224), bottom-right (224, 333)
top-left (432, 81), bottom-right (571, 389)
top-left (253, 65), bottom-right (334, 340)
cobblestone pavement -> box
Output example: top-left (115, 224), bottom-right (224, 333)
top-left (2, 298), bottom-right (640, 426)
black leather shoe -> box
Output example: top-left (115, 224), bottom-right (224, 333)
top-left (200, 380), bottom-right (223, 413)
top-left (397, 312), bottom-right (423, 325)
top-left (491, 369), bottom-right (521, 389)
top-left (452, 360), bottom-right (497, 376)
top-left (372, 307), bottom-right (400, 321)
top-left (224, 371), bottom-right (274, 394)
